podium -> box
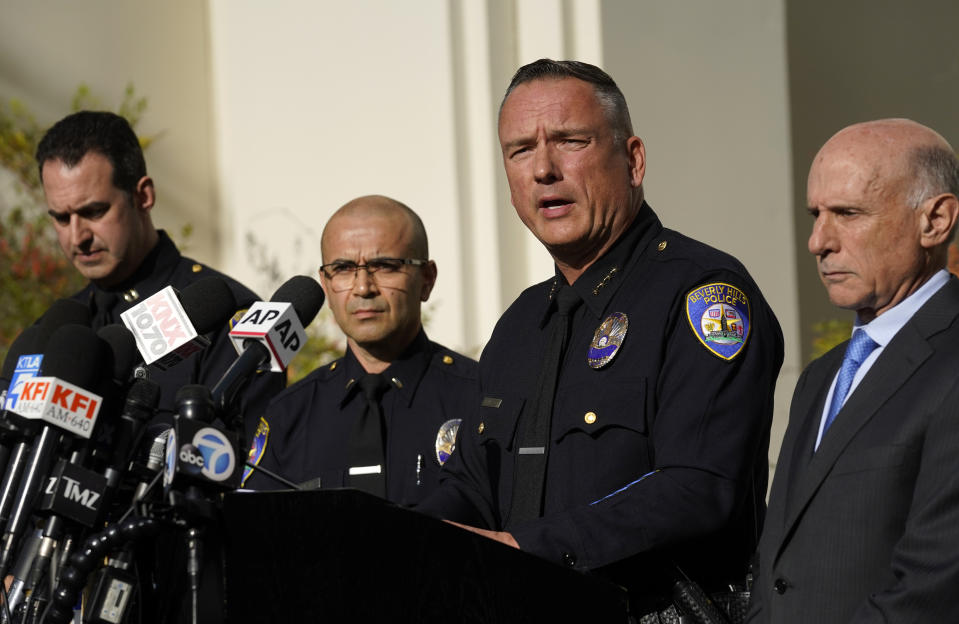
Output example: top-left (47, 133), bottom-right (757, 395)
top-left (222, 489), bottom-right (630, 623)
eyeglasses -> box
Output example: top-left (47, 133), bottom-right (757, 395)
top-left (319, 257), bottom-right (428, 291)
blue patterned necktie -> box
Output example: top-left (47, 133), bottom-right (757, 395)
top-left (823, 329), bottom-right (879, 436)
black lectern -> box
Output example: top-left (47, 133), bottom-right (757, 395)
top-left (222, 489), bottom-right (630, 623)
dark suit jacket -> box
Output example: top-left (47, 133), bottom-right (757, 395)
top-left (748, 277), bottom-right (959, 623)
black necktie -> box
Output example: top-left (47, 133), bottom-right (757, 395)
top-left (508, 285), bottom-right (582, 526)
top-left (93, 290), bottom-right (118, 329)
top-left (349, 373), bottom-right (390, 497)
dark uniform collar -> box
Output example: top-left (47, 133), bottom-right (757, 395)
top-left (84, 230), bottom-right (183, 316)
top-left (541, 201), bottom-right (663, 323)
top-left (339, 328), bottom-right (433, 408)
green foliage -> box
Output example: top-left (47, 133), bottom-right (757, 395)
top-left (810, 318), bottom-right (853, 361)
top-left (243, 229), bottom-right (343, 384)
top-left (285, 313), bottom-right (345, 384)
top-left (0, 84), bottom-right (150, 365)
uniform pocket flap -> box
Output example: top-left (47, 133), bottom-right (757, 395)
top-left (551, 377), bottom-right (647, 442)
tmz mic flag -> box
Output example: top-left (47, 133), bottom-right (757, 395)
top-left (121, 286), bottom-right (210, 370)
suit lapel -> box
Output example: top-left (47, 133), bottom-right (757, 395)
top-left (782, 352), bottom-right (837, 520)
top-left (776, 278), bottom-right (959, 557)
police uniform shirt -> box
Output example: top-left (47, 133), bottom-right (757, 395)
top-left (246, 330), bottom-right (478, 506)
top-left (419, 202), bottom-right (784, 597)
top-left (69, 230), bottom-right (285, 443)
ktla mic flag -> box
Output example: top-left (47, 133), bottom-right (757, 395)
top-left (12, 377), bottom-right (103, 439)
top-left (121, 286), bottom-right (210, 369)
top-left (229, 302), bottom-right (305, 372)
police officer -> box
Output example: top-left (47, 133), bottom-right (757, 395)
top-left (245, 195), bottom-right (477, 505)
top-left (418, 60), bottom-right (784, 617)
top-left (36, 111), bottom-right (284, 440)
top-left (36, 111), bottom-right (285, 624)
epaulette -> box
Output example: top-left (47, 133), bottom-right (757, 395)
top-left (430, 349), bottom-right (478, 380)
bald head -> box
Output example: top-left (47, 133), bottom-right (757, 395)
top-left (322, 195), bottom-right (429, 260)
top-left (806, 119), bottom-right (959, 321)
top-left (813, 119), bottom-right (959, 209)
top-left (319, 195), bottom-right (437, 370)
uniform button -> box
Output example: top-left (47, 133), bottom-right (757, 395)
top-left (584, 411), bottom-right (597, 425)
top-left (442, 355), bottom-right (454, 365)
top-left (477, 422), bottom-right (485, 434)
top-left (329, 361), bottom-right (338, 371)
top-left (562, 552), bottom-right (576, 567)
top-left (773, 578), bottom-right (788, 594)
top-left (657, 240), bottom-right (668, 251)
top-left (192, 263), bottom-right (203, 273)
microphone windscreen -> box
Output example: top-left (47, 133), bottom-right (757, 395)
top-left (38, 299), bottom-right (91, 334)
top-left (41, 324), bottom-right (109, 389)
top-left (126, 378), bottom-right (161, 412)
top-left (97, 325), bottom-right (139, 383)
top-left (270, 276), bottom-right (325, 327)
top-left (175, 384), bottom-right (215, 423)
top-left (178, 277), bottom-right (238, 334)
top-left (2, 326), bottom-right (45, 384)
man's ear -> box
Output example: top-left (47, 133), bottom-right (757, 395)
top-left (919, 193), bottom-right (959, 249)
top-left (134, 176), bottom-right (156, 212)
top-left (420, 260), bottom-right (438, 302)
top-left (626, 136), bottom-right (646, 188)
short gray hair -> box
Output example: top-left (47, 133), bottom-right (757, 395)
top-left (500, 59), bottom-right (634, 145)
top-left (907, 145), bottom-right (959, 207)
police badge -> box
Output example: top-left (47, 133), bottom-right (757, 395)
top-left (240, 417), bottom-right (270, 487)
top-left (434, 419), bottom-right (461, 465)
top-left (588, 312), bottom-right (628, 369)
top-left (685, 282), bottom-right (751, 360)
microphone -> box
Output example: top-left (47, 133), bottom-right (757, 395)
top-left (131, 427), bottom-right (170, 502)
top-left (0, 309), bottom-right (92, 565)
top-left (0, 324), bottom-right (108, 579)
top-left (120, 277), bottom-right (238, 371)
top-left (1, 299), bottom-right (93, 413)
top-left (1, 327), bottom-right (44, 413)
top-left (166, 385), bottom-right (241, 491)
top-left (37, 298), bottom-right (93, 335)
top-left (212, 276), bottom-right (325, 414)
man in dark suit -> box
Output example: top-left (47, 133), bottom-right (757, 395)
top-left (748, 119), bottom-right (959, 623)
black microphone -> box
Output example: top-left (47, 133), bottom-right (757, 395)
top-left (168, 385), bottom-right (242, 491)
top-left (211, 276), bottom-right (325, 415)
top-left (0, 298), bottom-right (92, 413)
top-left (0, 325), bottom-right (108, 579)
top-left (179, 276), bottom-right (240, 335)
top-left (37, 298), bottom-right (93, 335)
top-left (0, 302), bottom-right (92, 551)
top-left (89, 325), bottom-right (157, 474)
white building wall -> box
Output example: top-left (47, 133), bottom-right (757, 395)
top-left (2, 0), bottom-right (800, 473)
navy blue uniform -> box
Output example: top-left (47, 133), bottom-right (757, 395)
top-left (63, 230), bottom-right (284, 624)
top-left (69, 230), bottom-right (285, 442)
top-left (419, 203), bottom-right (784, 603)
top-left (247, 330), bottom-right (478, 506)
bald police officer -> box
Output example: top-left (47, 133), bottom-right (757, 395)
top-left (246, 196), bottom-right (477, 505)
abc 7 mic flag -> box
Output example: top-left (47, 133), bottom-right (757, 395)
top-left (164, 424), bottom-right (241, 489)
top-left (121, 286), bottom-right (210, 370)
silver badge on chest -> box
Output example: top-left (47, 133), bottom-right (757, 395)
top-left (435, 418), bottom-right (462, 465)
top-left (587, 312), bottom-right (628, 369)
